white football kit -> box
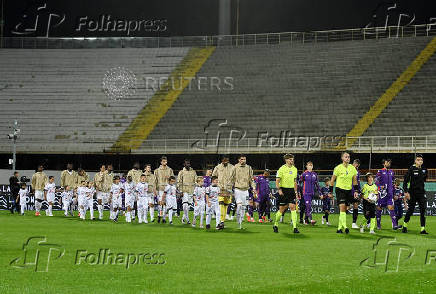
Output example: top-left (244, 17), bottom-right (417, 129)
top-left (164, 184), bottom-right (177, 210)
top-left (110, 183), bottom-right (123, 209)
top-left (135, 182), bottom-right (150, 223)
top-left (18, 188), bottom-right (28, 214)
top-left (44, 182), bottom-right (56, 203)
top-left (206, 185), bottom-right (221, 228)
top-left (193, 186), bottom-right (206, 227)
top-left (123, 181), bottom-right (136, 208)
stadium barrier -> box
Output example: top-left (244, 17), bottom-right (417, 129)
top-left (1, 135), bottom-right (436, 154)
top-left (1, 24), bottom-right (436, 49)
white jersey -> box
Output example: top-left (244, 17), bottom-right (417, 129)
top-left (110, 183), bottom-right (123, 198)
top-left (193, 186), bottom-right (206, 203)
top-left (135, 182), bottom-right (149, 197)
top-left (123, 181), bottom-right (135, 197)
top-left (44, 182), bottom-right (56, 197)
top-left (87, 187), bottom-right (95, 198)
top-left (19, 188), bottom-right (28, 198)
top-left (206, 185), bottom-right (220, 202)
top-left (164, 184), bottom-right (177, 198)
top-left (61, 190), bottom-right (73, 201)
top-left (19, 188), bottom-right (28, 205)
top-left (77, 186), bottom-right (88, 198)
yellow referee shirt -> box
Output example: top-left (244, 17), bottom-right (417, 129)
top-left (276, 164), bottom-right (298, 188)
top-left (333, 163), bottom-right (357, 190)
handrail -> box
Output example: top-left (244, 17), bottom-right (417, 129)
top-left (1, 135), bottom-right (436, 154)
top-left (1, 24), bottom-right (435, 49)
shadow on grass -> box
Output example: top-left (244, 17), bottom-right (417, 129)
top-left (281, 232), bottom-right (310, 239)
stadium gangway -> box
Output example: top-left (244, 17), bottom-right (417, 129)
top-left (1, 24), bottom-right (436, 49)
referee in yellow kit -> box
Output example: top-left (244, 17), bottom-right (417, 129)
top-left (273, 154), bottom-right (300, 234)
top-left (329, 151), bottom-right (360, 234)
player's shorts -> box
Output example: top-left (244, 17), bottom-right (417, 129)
top-left (351, 196), bottom-right (361, 204)
top-left (335, 187), bottom-right (353, 206)
top-left (194, 202), bottom-right (205, 215)
top-left (147, 193), bottom-right (155, 205)
top-left (20, 196), bottom-right (27, 206)
top-left (111, 196), bottom-right (122, 209)
top-left (166, 196), bottom-right (177, 210)
top-left (125, 194), bottom-right (135, 208)
top-left (182, 192), bottom-right (193, 205)
top-left (278, 188), bottom-right (296, 205)
top-left (137, 196), bottom-right (148, 209)
top-left (234, 189), bottom-right (249, 206)
top-left (206, 201), bottom-right (219, 215)
top-left (377, 195), bottom-right (394, 207)
top-left (34, 190), bottom-right (44, 200)
top-left (87, 197), bottom-right (94, 209)
top-left (363, 200), bottom-right (376, 218)
top-left (96, 191), bottom-right (109, 203)
top-left (78, 195), bottom-right (87, 207)
top-left (218, 195), bottom-right (232, 205)
top-left (46, 193), bottom-right (55, 203)
top-left (322, 201), bottom-right (331, 211)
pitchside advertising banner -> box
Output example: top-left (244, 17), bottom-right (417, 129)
top-left (1, 185), bottom-right (436, 215)
top-left (4, 0), bottom-right (436, 38)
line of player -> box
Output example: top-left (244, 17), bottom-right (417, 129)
top-left (19, 152), bottom-right (428, 234)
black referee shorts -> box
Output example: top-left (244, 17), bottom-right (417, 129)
top-left (336, 187), bottom-right (353, 206)
top-left (278, 188), bottom-right (296, 206)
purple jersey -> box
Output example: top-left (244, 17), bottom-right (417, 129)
top-left (299, 171), bottom-right (321, 196)
top-left (376, 168), bottom-right (395, 198)
top-left (203, 176), bottom-right (211, 187)
top-left (255, 175), bottom-right (270, 199)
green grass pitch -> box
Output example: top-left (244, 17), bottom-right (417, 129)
top-left (1, 210), bottom-right (436, 294)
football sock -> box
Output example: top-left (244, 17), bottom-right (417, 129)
top-left (352, 208), bottom-right (358, 223)
top-left (149, 206), bottom-right (154, 220)
top-left (274, 211), bottom-right (282, 226)
top-left (370, 218), bottom-right (376, 231)
top-left (389, 209), bottom-right (398, 227)
top-left (291, 210), bottom-right (297, 229)
top-left (376, 210), bottom-right (382, 227)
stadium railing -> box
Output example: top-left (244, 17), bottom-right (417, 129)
top-left (1, 24), bottom-right (436, 49)
top-left (1, 135), bottom-right (436, 154)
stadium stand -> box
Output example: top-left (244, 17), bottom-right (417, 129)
top-left (143, 37), bottom-right (434, 148)
top-left (364, 49), bottom-right (436, 136)
top-left (0, 36), bottom-right (435, 154)
top-left (0, 47), bottom-right (191, 153)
